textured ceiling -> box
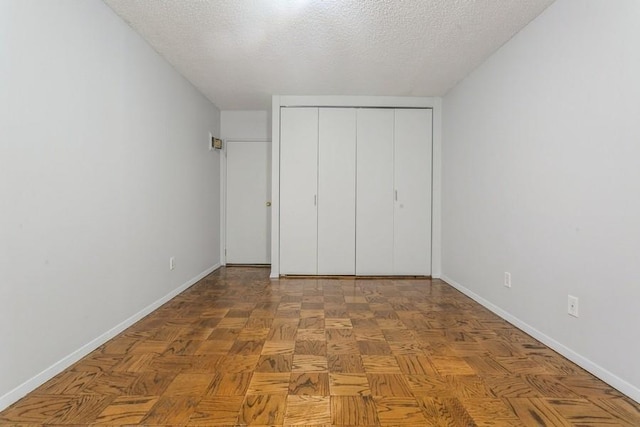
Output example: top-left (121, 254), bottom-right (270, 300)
top-left (103, 0), bottom-right (555, 110)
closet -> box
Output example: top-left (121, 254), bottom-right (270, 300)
top-left (279, 106), bottom-right (432, 276)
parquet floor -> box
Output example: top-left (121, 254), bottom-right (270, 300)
top-left (1, 267), bottom-right (638, 426)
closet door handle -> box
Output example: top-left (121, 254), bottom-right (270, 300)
top-left (314, 195), bottom-right (317, 206)
top-left (395, 190), bottom-right (398, 201)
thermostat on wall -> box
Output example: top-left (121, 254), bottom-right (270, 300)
top-left (210, 135), bottom-right (223, 150)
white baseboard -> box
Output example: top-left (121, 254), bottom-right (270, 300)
top-left (0, 264), bottom-right (221, 411)
top-left (440, 274), bottom-right (640, 403)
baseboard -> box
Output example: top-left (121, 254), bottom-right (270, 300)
top-left (0, 263), bottom-right (221, 411)
top-left (280, 275), bottom-right (431, 280)
top-left (225, 264), bottom-right (271, 268)
top-left (440, 274), bottom-right (640, 403)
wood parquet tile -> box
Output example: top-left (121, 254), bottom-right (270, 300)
top-left (1, 266), bottom-right (638, 426)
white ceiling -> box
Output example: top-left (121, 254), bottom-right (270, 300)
top-left (103, 0), bottom-right (555, 110)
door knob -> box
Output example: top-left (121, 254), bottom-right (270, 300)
top-left (266, 201), bottom-right (272, 207)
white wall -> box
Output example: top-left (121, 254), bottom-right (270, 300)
top-left (442, 0), bottom-right (640, 400)
top-left (220, 110), bottom-right (270, 141)
top-left (0, 0), bottom-right (221, 408)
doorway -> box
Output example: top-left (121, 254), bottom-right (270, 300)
top-left (225, 141), bottom-right (271, 264)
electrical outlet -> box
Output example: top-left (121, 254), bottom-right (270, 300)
top-left (504, 272), bottom-right (511, 288)
top-left (169, 257), bottom-right (175, 271)
top-left (568, 295), bottom-right (579, 317)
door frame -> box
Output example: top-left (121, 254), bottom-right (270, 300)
top-left (220, 139), bottom-right (271, 266)
top-left (270, 95), bottom-right (442, 278)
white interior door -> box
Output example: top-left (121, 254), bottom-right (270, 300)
top-left (225, 141), bottom-right (271, 264)
top-left (356, 108), bottom-right (395, 275)
top-left (394, 109), bottom-right (432, 275)
top-left (280, 107), bottom-right (318, 274)
top-left (318, 108), bottom-right (356, 274)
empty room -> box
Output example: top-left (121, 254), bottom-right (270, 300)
top-left (1, 0), bottom-right (639, 425)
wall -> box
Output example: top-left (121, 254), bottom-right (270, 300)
top-left (0, 0), bottom-right (221, 408)
top-left (442, 0), bottom-right (640, 400)
top-left (220, 110), bottom-right (270, 141)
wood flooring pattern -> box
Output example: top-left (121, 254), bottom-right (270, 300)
top-left (1, 267), bottom-right (638, 426)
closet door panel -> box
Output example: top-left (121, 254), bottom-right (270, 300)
top-left (356, 108), bottom-right (395, 275)
top-left (394, 109), bottom-right (432, 275)
top-left (280, 107), bottom-right (318, 274)
top-left (318, 108), bottom-right (357, 274)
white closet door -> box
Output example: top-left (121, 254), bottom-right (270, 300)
top-left (318, 108), bottom-right (356, 274)
top-left (394, 109), bottom-right (432, 275)
top-left (356, 108), bottom-right (395, 275)
top-left (280, 107), bottom-right (318, 274)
